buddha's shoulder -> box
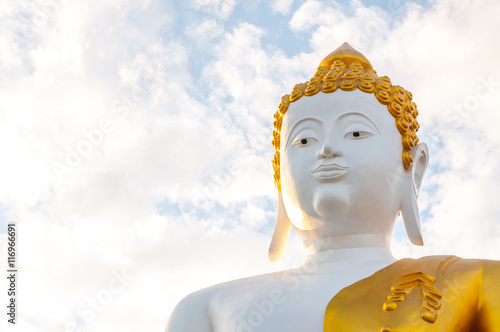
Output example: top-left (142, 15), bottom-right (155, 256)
top-left (165, 269), bottom-right (290, 331)
top-left (392, 254), bottom-right (500, 273)
top-left (368, 255), bottom-right (500, 292)
top-left (186, 268), bottom-right (291, 300)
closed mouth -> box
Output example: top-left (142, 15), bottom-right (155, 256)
top-left (311, 164), bottom-right (349, 179)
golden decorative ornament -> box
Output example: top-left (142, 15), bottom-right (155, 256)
top-left (322, 81), bottom-right (338, 93)
top-left (271, 42), bottom-right (420, 189)
top-left (382, 270), bottom-right (443, 324)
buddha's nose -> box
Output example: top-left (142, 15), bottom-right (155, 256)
top-left (317, 134), bottom-right (343, 159)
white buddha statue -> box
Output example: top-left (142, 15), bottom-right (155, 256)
top-left (166, 43), bottom-right (500, 332)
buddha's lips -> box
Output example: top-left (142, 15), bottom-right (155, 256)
top-left (311, 163), bottom-right (349, 179)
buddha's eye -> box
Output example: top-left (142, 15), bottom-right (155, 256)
top-left (293, 137), bottom-right (317, 147)
top-left (345, 131), bottom-right (372, 139)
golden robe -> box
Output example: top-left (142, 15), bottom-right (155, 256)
top-left (324, 255), bottom-right (500, 331)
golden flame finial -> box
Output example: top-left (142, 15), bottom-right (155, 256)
top-left (319, 42), bottom-right (373, 70)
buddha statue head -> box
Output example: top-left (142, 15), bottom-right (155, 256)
top-left (269, 42), bottom-right (429, 261)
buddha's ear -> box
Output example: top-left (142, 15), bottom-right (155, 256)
top-left (401, 143), bottom-right (429, 246)
top-left (269, 189), bottom-right (292, 262)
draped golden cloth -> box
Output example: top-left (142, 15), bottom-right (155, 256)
top-left (324, 256), bottom-right (500, 331)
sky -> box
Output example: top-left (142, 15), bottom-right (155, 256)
top-left (1, 0), bottom-right (500, 331)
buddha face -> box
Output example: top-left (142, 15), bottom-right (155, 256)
top-left (280, 90), bottom-right (407, 238)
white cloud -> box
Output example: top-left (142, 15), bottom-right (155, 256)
top-left (270, 0), bottom-right (294, 15)
top-left (191, 0), bottom-right (236, 20)
top-left (289, 0), bottom-right (344, 31)
top-left (185, 19), bottom-right (224, 43)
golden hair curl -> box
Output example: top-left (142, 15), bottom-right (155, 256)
top-left (272, 45), bottom-right (420, 189)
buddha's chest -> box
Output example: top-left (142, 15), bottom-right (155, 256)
top-left (207, 257), bottom-right (483, 332)
top-left (208, 271), bottom-right (375, 332)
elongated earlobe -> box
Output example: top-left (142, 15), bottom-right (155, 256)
top-left (401, 182), bottom-right (423, 245)
top-left (401, 143), bottom-right (429, 246)
top-left (269, 189), bottom-right (292, 262)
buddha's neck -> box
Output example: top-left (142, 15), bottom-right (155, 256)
top-left (300, 233), bottom-right (396, 271)
top-left (302, 232), bottom-right (392, 254)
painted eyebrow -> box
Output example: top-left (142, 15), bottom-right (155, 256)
top-left (336, 112), bottom-right (381, 134)
top-left (285, 117), bottom-right (323, 147)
